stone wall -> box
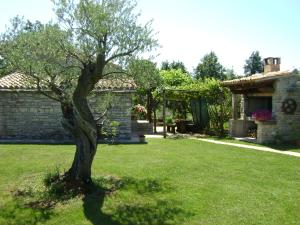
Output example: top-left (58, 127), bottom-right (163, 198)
top-left (0, 91), bottom-right (132, 140)
top-left (229, 73), bottom-right (300, 144)
top-left (256, 120), bottom-right (277, 144)
top-left (270, 75), bottom-right (300, 142)
top-left (90, 92), bottom-right (132, 140)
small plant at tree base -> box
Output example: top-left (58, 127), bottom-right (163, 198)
top-left (43, 167), bottom-right (61, 187)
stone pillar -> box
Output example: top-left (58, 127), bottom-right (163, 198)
top-left (240, 94), bottom-right (248, 119)
top-left (232, 94), bottom-right (239, 120)
top-left (242, 94), bottom-right (248, 136)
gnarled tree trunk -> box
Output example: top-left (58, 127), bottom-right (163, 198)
top-left (61, 64), bottom-right (103, 184)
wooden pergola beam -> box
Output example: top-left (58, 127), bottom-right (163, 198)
top-left (163, 89), bottom-right (166, 138)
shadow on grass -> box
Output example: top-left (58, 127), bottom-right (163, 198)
top-left (0, 190), bottom-right (54, 225)
top-left (83, 190), bottom-right (120, 225)
top-left (110, 200), bottom-right (188, 225)
top-left (0, 176), bottom-right (191, 225)
top-left (83, 176), bottom-right (191, 225)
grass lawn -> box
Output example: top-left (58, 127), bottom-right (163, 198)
top-left (1, 139), bottom-right (300, 225)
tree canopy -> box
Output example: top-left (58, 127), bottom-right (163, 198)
top-left (194, 51), bottom-right (225, 80)
top-left (128, 59), bottom-right (161, 90)
top-left (244, 51), bottom-right (263, 76)
top-left (160, 69), bottom-right (193, 88)
top-left (0, 0), bottom-right (158, 184)
top-left (160, 60), bottom-right (188, 73)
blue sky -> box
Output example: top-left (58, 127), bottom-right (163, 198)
top-left (1, 0), bottom-right (299, 74)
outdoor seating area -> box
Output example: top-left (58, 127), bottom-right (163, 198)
top-left (222, 58), bottom-right (300, 144)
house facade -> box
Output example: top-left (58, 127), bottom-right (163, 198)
top-left (0, 73), bottom-right (135, 142)
top-left (222, 58), bottom-right (300, 144)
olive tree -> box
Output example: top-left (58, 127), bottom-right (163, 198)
top-left (0, 0), bottom-right (157, 184)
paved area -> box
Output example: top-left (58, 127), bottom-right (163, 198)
top-left (189, 137), bottom-right (300, 158)
top-left (145, 132), bottom-right (300, 158)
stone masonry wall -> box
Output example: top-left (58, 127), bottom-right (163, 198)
top-left (89, 92), bottom-right (132, 140)
top-left (271, 75), bottom-right (300, 141)
top-left (0, 91), bottom-right (132, 140)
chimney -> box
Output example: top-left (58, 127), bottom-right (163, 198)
top-left (264, 57), bottom-right (280, 74)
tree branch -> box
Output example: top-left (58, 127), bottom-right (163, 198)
top-left (95, 108), bottom-right (109, 123)
top-left (105, 46), bottom-right (139, 64)
top-left (30, 73), bottom-right (63, 103)
top-left (58, 40), bottom-right (85, 67)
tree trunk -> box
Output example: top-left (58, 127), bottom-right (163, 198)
top-left (61, 100), bottom-right (97, 184)
top-left (61, 65), bottom-right (103, 184)
top-left (146, 90), bottom-right (153, 123)
top-left (153, 108), bottom-right (157, 133)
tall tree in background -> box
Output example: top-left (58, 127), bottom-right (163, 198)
top-left (224, 68), bottom-right (236, 80)
top-left (244, 51), bottom-right (263, 76)
top-left (194, 51), bottom-right (225, 80)
top-left (0, 0), bottom-right (157, 185)
top-left (0, 57), bottom-right (6, 76)
top-left (161, 60), bottom-right (187, 73)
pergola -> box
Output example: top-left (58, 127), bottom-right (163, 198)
top-left (161, 89), bottom-right (205, 138)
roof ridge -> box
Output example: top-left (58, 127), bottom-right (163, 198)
top-left (0, 72), bottom-right (136, 91)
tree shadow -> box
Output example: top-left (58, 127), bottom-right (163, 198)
top-left (0, 189), bottom-right (54, 225)
top-left (83, 176), bottom-right (192, 225)
top-left (0, 175), bottom-right (192, 225)
top-left (111, 200), bottom-right (189, 225)
top-left (83, 192), bottom-right (121, 225)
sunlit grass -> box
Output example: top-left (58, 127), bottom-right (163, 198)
top-left (0, 139), bottom-right (300, 225)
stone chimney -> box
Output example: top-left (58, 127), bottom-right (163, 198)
top-left (264, 57), bottom-right (280, 73)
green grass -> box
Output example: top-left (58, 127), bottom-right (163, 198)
top-left (1, 139), bottom-right (300, 225)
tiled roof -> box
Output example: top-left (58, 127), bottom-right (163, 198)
top-left (0, 73), bottom-right (36, 89)
top-left (0, 72), bottom-right (136, 91)
top-left (222, 70), bottom-right (293, 87)
top-left (95, 78), bottom-right (136, 91)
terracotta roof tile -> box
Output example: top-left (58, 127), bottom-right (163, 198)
top-left (0, 73), bottom-right (136, 91)
top-left (0, 72), bottom-right (36, 89)
top-left (222, 70), bottom-right (293, 87)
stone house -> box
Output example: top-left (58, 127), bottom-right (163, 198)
top-left (222, 58), bottom-right (300, 144)
top-left (0, 73), bottom-right (136, 142)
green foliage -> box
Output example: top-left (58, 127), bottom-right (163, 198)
top-left (166, 117), bottom-right (173, 124)
top-left (224, 68), bottom-right (237, 80)
top-left (194, 51), bottom-right (225, 80)
top-left (43, 167), bottom-right (61, 187)
top-left (244, 51), bottom-right (263, 76)
top-left (161, 60), bottom-right (188, 73)
top-left (1, 0), bottom-right (158, 103)
top-left (166, 78), bottom-right (231, 135)
top-left (1, 21), bottom-right (80, 102)
top-left (128, 59), bottom-right (161, 90)
top-left (101, 120), bottom-right (121, 143)
top-left (160, 69), bottom-right (193, 87)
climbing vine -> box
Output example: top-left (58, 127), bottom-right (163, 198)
top-left (163, 78), bottom-right (232, 136)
